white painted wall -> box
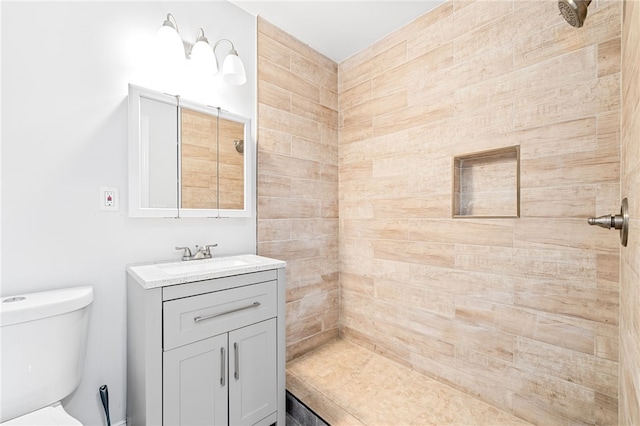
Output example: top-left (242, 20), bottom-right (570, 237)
top-left (1, 2), bottom-right (256, 424)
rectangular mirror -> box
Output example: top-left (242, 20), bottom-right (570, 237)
top-left (128, 84), bottom-right (250, 218)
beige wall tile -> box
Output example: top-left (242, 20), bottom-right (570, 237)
top-left (520, 150), bottom-right (619, 188)
top-left (320, 86), bottom-right (338, 111)
top-left (257, 218), bottom-right (291, 242)
top-left (341, 90), bottom-right (407, 128)
top-left (339, 42), bottom-right (407, 93)
top-left (286, 329), bottom-right (340, 361)
top-left (451, 44), bottom-right (514, 90)
top-left (597, 253), bottom-right (620, 289)
top-left (371, 194), bottom-right (452, 218)
top-left (339, 119), bottom-right (373, 145)
top-left (514, 337), bottom-right (618, 396)
top-left (514, 1), bottom-right (621, 69)
top-left (257, 0), bottom-right (627, 423)
top-left (620, 0), bottom-right (640, 423)
top-left (406, 2), bottom-right (455, 61)
top-left (258, 18), bottom-right (334, 71)
top-left (514, 281), bottom-right (619, 325)
top-left (598, 37), bottom-right (622, 77)
top-left (596, 391), bottom-right (618, 426)
top-left (259, 152), bottom-right (322, 182)
top-left (451, 0), bottom-right (514, 39)
top-left (454, 244), bottom-right (597, 286)
top-left (410, 346), bottom-right (516, 412)
top-left (454, 296), bottom-right (595, 354)
top-left (290, 136), bottom-right (337, 166)
top-left (257, 127), bottom-right (292, 156)
top-left (373, 240), bottom-right (455, 268)
top-left (518, 117), bottom-right (597, 159)
top-left (259, 104), bottom-right (321, 140)
top-left (257, 31), bottom-right (291, 70)
top-left (410, 219), bottom-right (515, 246)
top-left (287, 315), bottom-right (323, 343)
top-left (595, 322), bottom-right (620, 361)
top-left (291, 95), bottom-right (338, 129)
top-left (521, 185), bottom-right (596, 218)
top-left (258, 81), bottom-right (291, 112)
top-left (514, 389), bottom-right (594, 425)
top-left (374, 279), bottom-right (456, 318)
top-left (257, 17), bottom-right (340, 362)
top-left (339, 80), bottom-right (371, 112)
top-left (291, 52), bottom-right (338, 91)
top-left (514, 218), bottom-right (619, 253)
top-left (373, 103), bottom-right (454, 138)
top-left (259, 57), bottom-right (320, 104)
top-left (257, 174), bottom-right (290, 199)
top-left (378, 42), bottom-right (454, 100)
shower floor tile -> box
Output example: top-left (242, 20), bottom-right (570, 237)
top-left (286, 339), bottom-right (532, 426)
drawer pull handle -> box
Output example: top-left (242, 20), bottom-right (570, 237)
top-left (220, 347), bottom-right (226, 386)
top-left (234, 342), bottom-right (239, 380)
top-left (193, 302), bottom-right (261, 323)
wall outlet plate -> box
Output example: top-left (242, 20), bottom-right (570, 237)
top-left (100, 186), bottom-right (119, 211)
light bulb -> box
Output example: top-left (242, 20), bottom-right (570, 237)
top-left (221, 51), bottom-right (246, 85)
top-left (155, 14), bottom-right (185, 66)
top-left (190, 29), bottom-right (218, 75)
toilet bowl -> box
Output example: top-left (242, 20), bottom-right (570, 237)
top-left (0, 286), bottom-right (93, 425)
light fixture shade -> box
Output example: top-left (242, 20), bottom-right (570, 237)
top-left (191, 39), bottom-right (218, 74)
top-left (221, 52), bottom-right (246, 85)
top-left (155, 14), bottom-right (184, 65)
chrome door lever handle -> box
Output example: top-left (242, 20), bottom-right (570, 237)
top-left (588, 198), bottom-right (628, 246)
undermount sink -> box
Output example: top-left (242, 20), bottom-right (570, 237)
top-left (158, 258), bottom-right (250, 275)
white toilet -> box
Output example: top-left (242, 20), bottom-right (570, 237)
top-left (0, 286), bottom-right (93, 425)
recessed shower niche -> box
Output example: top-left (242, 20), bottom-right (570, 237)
top-left (453, 146), bottom-right (520, 218)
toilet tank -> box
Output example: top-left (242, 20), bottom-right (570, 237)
top-left (0, 286), bottom-right (93, 423)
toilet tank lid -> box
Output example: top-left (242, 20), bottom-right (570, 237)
top-left (0, 286), bottom-right (93, 327)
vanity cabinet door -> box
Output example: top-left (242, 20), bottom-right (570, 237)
top-left (229, 319), bottom-right (277, 426)
top-left (163, 334), bottom-right (228, 426)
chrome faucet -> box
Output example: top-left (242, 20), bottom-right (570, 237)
top-left (175, 244), bottom-right (218, 261)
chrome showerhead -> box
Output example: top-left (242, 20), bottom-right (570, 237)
top-left (558, 0), bottom-right (591, 28)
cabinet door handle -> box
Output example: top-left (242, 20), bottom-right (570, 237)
top-left (234, 342), bottom-right (239, 380)
top-left (194, 302), bottom-right (261, 323)
top-left (220, 347), bottom-right (226, 386)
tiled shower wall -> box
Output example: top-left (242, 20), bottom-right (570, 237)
top-left (256, 19), bottom-right (340, 360)
top-left (257, 0), bottom-right (626, 424)
top-left (338, 1), bottom-right (621, 425)
top-left (620, 0), bottom-right (640, 424)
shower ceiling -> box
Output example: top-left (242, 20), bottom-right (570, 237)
top-left (229, 1), bottom-right (446, 63)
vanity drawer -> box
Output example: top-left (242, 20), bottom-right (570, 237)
top-left (163, 281), bottom-right (277, 350)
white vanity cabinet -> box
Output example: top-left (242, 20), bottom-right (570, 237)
top-left (126, 255), bottom-right (286, 426)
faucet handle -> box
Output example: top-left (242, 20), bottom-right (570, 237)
top-left (204, 244), bottom-right (218, 255)
top-left (175, 246), bottom-right (193, 260)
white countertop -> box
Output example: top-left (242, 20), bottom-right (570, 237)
top-left (126, 254), bottom-right (286, 289)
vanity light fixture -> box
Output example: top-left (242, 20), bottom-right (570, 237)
top-left (156, 13), bottom-right (185, 64)
top-left (214, 39), bottom-right (247, 86)
top-left (155, 14), bottom-right (247, 86)
top-left (190, 28), bottom-right (218, 74)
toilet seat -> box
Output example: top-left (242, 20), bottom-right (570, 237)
top-left (1, 403), bottom-right (82, 426)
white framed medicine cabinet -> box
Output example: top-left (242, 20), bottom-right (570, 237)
top-left (128, 84), bottom-right (252, 218)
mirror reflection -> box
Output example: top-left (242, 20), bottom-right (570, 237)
top-left (217, 116), bottom-right (245, 210)
top-left (129, 84), bottom-right (250, 218)
top-left (139, 94), bottom-right (178, 210)
top-left (180, 109), bottom-right (245, 210)
top-left (180, 107), bottom-right (218, 209)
